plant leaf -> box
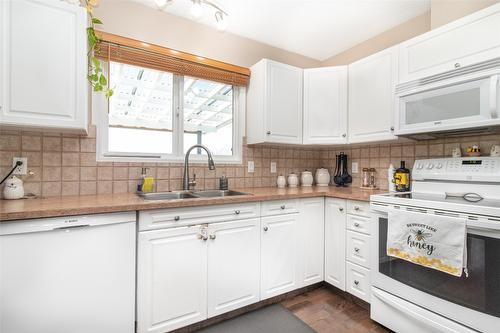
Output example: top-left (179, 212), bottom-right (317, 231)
top-left (99, 74), bottom-right (107, 85)
top-left (92, 17), bottom-right (103, 25)
top-left (93, 84), bottom-right (103, 92)
top-left (105, 89), bottom-right (114, 98)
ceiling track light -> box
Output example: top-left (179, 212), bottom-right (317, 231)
top-left (155, 0), bottom-right (229, 32)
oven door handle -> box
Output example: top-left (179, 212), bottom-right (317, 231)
top-left (372, 288), bottom-right (477, 333)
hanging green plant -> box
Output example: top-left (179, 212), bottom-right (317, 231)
top-left (83, 0), bottom-right (113, 98)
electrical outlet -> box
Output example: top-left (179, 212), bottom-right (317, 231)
top-left (247, 160), bottom-right (255, 173)
top-left (351, 162), bottom-right (359, 174)
top-left (13, 157), bottom-right (27, 175)
top-left (270, 162), bottom-right (277, 173)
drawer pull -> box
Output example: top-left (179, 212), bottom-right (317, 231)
top-left (174, 216), bottom-right (180, 221)
top-left (454, 62), bottom-right (461, 68)
top-left (263, 226), bottom-right (269, 232)
top-left (339, 207), bottom-right (344, 212)
top-left (209, 234), bottom-right (216, 240)
top-left (354, 247), bottom-right (360, 253)
top-left (354, 222), bottom-right (360, 227)
top-left (235, 210), bottom-right (240, 215)
top-left (354, 280), bottom-right (360, 286)
top-left (354, 206), bottom-right (360, 211)
top-left (280, 205), bottom-right (286, 210)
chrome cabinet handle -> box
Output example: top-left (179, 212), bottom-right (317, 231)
top-left (174, 216), bottom-right (180, 221)
top-left (280, 205), bottom-right (286, 210)
top-left (354, 247), bottom-right (360, 253)
top-left (454, 62), bottom-right (461, 68)
top-left (235, 210), bottom-right (240, 215)
top-left (354, 280), bottom-right (360, 286)
top-left (354, 222), bottom-right (360, 227)
top-left (266, 131), bottom-right (271, 135)
top-left (342, 133), bottom-right (346, 138)
top-left (390, 126), bottom-right (394, 131)
top-left (339, 207), bottom-right (344, 212)
top-left (263, 226), bottom-right (269, 231)
top-left (354, 206), bottom-right (360, 211)
top-left (202, 235), bottom-right (208, 241)
top-left (209, 234), bottom-right (216, 240)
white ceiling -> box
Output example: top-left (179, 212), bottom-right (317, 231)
top-left (134, 0), bottom-right (431, 61)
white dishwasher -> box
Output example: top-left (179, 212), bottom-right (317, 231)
top-left (0, 212), bottom-right (136, 333)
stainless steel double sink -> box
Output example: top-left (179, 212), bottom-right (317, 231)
top-left (138, 190), bottom-right (251, 201)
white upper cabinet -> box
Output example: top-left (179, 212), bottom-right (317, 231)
top-left (247, 59), bottom-right (303, 144)
top-left (303, 67), bottom-right (348, 144)
top-left (348, 46), bottom-right (398, 144)
top-left (399, 3), bottom-right (500, 83)
top-left (0, 0), bottom-right (88, 133)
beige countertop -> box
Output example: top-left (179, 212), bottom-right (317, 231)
top-left (0, 186), bottom-right (383, 222)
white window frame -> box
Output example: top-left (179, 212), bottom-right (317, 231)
top-left (93, 65), bottom-right (245, 164)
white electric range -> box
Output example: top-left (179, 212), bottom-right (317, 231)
top-left (370, 157), bottom-right (500, 333)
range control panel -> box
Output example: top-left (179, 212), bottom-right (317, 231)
top-left (412, 157), bottom-right (500, 182)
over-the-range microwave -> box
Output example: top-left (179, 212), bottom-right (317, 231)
top-left (394, 64), bottom-right (500, 139)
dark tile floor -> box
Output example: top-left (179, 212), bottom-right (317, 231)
top-left (281, 287), bottom-right (391, 333)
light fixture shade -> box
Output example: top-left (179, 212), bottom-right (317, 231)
top-left (190, 0), bottom-right (203, 19)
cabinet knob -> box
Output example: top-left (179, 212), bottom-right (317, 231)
top-left (339, 207), bottom-right (344, 212)
top-left (454, 62), bottom-right (461, 68)
top-left (202, 235), bottom-right (208, 241)
top-left (266, 131), bottom-right (271, 135)
top-left (263, 226), bottom-right (269, 232)
top-left (354, 247), bottom-right (360, 253)
top-left (390, 126), bottom-right (394, 131)
top-left (354, 222), bottom-right (360, 227)
top-left (280, 205), bottom-right (286, 210)
top-left (235, 210), bottom-right (240, 215)
top-left (174, 216), bottom-right (180, 221)
top-left (209, 234), bottom-right (216, 240)
top-left (354, 280), bottom-right (360, 286)
top-left (342, 133), bottom-right (346, 138)
top-left (354, 206), bottom-right (360, 211)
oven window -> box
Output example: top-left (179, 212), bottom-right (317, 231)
top-left (379, 217), bottom-right (500, 318)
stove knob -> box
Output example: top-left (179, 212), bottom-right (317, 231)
top-left (426, 163), bottom-right (434, 170)
top-left (416, 163), bottom-right (424, 170)
top-left (436, 163), bottom-right (443, 169)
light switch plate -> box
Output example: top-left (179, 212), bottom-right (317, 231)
top-left (270, 162), bottom-right (277, 173)
top-left (12, 157), bottom-right (27, 175)
top-left (247, 161), bottom-right (255, 173)
top-left (351, 162), bottom-right (359, 174)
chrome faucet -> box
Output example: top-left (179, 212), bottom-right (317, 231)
top-left (183, 144), bottom-right (216, 191)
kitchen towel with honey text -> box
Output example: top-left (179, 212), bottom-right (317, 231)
top-left (387, 209), bottom-right (468, 277)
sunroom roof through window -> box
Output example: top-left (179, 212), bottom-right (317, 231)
top-left (109, 63), bottom-right (233, 133)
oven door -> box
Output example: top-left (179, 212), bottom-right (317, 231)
top-left (371, 204), bottom-right (500, 333)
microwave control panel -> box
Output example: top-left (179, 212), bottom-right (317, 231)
top-left (413, 157), bottom-right (500, 182)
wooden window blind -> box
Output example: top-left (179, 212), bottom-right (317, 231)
top-left (94, 31), bottom-right (250, 86)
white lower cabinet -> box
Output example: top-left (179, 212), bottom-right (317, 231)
top-left (260, 213), bottom-right (299, 299)
top-left (299, 198), bottom-right (325, 286)
top-left (324, 198), bottom-right (346, 290)
top-left (207, 218), bottom-right (260, 317)
top-left (137, 225), bottom-right (208, 333)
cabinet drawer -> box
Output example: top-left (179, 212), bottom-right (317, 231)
top-left (346, 230), bottom-right (370, 268)
top-left (346, 215), bottom-right (370, 235)
top-left (346, 262), bottom-right (371, 303)
top-left (139, 202), bottom-right (260, 231)
top-left (261, 199), bottom-right (299, 217)
top-left (347, 200), bottom-right (370, 217)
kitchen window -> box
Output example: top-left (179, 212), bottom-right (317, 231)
top-left (94, 62), bottom-right (244, 163)
top-left (92, 32), bottom-right (249, 164)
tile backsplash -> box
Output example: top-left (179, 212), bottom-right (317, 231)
top-left (1, 126), bottom-right (499, 198)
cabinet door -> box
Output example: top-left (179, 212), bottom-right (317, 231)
top-left (348, 47), bottom-right (398, 144)
top-left (298, 198), bottom-right (325, 286)
top-left (137, 226), bottom-right (207, 333)
top-left (261, 214), bottom-right (299, 299)
top-left (324, 198), bottom-right (346, 290)
top-left (265, 60), bottom-right (303, 144)
top-left (303, 67), bottom-right (347, 144)
top-left (207, 218), bottom-right (260, 317)
top-left (0, 0), bottom-right (88, 133)
top-left (399, 4), bottom-right (500, 83)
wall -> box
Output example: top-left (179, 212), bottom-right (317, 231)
top-left (93, 0), bottom-right (321, 69)
top-left (321, 12), bottom-right (431, 66)
top-left (431, 0), bottom-right (499, 29)
top-left (0, 128), bottom-right (321, 198)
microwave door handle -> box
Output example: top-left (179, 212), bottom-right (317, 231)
top-left (490, 74), bottom-right (499, 118)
